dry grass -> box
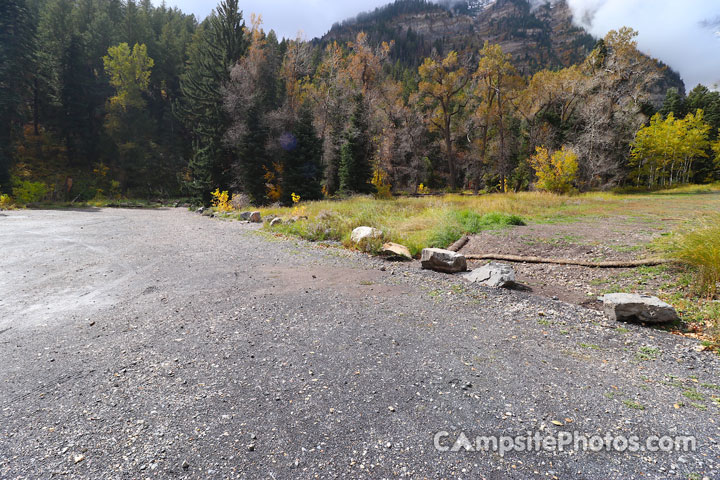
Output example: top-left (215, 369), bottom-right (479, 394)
top-left (664, 214), bottom-right (720, 297)
top-left (254, 184), bottom-right (720, 256)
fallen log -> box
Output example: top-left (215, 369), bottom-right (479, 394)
top-left (447, 235), bottom-right (470, 252)
top-left (464, 254), bottom-right (671, 268)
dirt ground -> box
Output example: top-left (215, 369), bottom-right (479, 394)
top-left (462, 217), bottom-right (677, 309)
top-left (1, 208), bottom-right (719, 479)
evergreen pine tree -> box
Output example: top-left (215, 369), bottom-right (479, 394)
top-left (176, 0), bottom-right (246, 203)
top-left (238, 103), bottom-right (269, 205)
top-left (659, 88), bottom-right (687, 119)
top-left (0, 0), bottom-right (34, 193)
top-left (338, 95), bottom-right (374, 194)
top-left (60, 34), bottom-right (95, 166)
top-left (323, 119), bottom-right (343, 195)
top-left (281, 103), bottom-right (323, 205)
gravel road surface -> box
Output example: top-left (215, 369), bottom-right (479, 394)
top-left (1, 208), bottom-right (718, 479)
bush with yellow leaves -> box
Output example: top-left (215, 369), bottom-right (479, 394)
top-left (371, 168), bottom-right (392, 199)
top-left (0, 194), bottom-right (15, 210)
top-left (529, 145), bottom-right (578, 194)
top-left (211, 189), bottom-right (232, 212)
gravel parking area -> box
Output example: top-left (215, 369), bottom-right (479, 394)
top-left (1, 208), bottom-right (718, 479)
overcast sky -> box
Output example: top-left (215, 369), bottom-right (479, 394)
top-left (165, 0), bottom-right (720, 89)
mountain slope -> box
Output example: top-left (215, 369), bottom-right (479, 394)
top-left (321, 0), bottom-right (597, 76)
top-left (320, 0), bottom-right (684, 100)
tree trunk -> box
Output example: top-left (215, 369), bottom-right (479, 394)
top-left (445, 123), bottom-right (456, 190)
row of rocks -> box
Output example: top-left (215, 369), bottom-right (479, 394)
top-left (418, 246), bottom-right (679, 324)
top-left (321, 226), bottom-right (680, 326)
top-left (196, 208), bottom-right (264, 223)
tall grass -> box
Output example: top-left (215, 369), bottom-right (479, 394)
top-left (666, 214), bottom-right (720, 297)
top-left (255, 187), bottom-right (720, 257)
top-left (428, 210), bottom-right (525, 248)
top-left (259, 193), bottom-right (562, 255)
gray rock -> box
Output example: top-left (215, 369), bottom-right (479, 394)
top-left (197, 207), bottom-right (205, 214)
top-left (463, 262), bottom-right (516, 288)
top-left (420, 248), bottom-right (467, 273)
top-left (602, 293), bottom-right (679, 323)
top-left (351, 226), bottom-right (383, 244)
top-left (263, 214), bottom-right (277, 224)
top-left (239, 211), bottom-right (252, 220)
top-left (248, 211), bottom-right (262, 223)
top-left (381, 242), bottom-right (412, 261)
top-left (270, 217), bottom-right (283, 227)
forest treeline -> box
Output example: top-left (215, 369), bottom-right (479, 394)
top-left (1, 0), bottom-right (719, 206)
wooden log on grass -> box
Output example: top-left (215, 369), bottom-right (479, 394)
top-left (463, 254), bottom-right (670, 268)
top-left (447, 235), bottom-right (470, 252)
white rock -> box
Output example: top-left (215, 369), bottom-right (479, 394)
top-left (270, 217), bottom-right (283, 227)
top-left (463, 262), bottom-right (516, 288)
top-left (602, 293), bottom-right (679, 323)
top-left (351, 226), bottom-right (383, 244)
top-left (420, 248), bottom-right (467, 273)
top-left (381, 242), bottom-right (412, 261)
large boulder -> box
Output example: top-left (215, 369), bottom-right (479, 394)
top-left (248, 211), bottom-right (262, 223)
top-left (463, 262), bottom-right (516, 288)
top-left (602, 293), bottom-right (679, 323)
top-left (381, 242), bottom-right (412, 261)
top-left (351, 226), bottom-right (383, 244)
top-left (420, 248), bottom-right (467, 273)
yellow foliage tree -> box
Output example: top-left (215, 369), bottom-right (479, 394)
top-left (529, 145), bottom-right (579, 194)
top-left (630, 110), bottom-right (710, 187)
top-left (418, 51), bottom-right (470, 189)
top-left (103, 43), bottom-right (154, 111)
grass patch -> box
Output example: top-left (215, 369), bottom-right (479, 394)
top-left (682, 390), bottom-right (705, 402)
top-left (636, 346), bottom-right (661, 361)
top-left (622, 400), bottom-right (645, 410)
top-left (662, 214), bottom-right (720, 296)
top-left (428, 210), bottom-right (525, 248)
top-left (257, 186), bottom-right (720, 256)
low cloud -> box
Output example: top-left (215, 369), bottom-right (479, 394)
top-left (563, 0), bottom-right (720, 89)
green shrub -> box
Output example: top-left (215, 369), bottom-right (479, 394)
top-left (12, 180), bottom-right (49, 204)
top-left (665, 214), bottom-right (720, 296)
top-left (429, 210), bottom-right (525, 248)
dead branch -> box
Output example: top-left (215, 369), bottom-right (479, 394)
top-left (463, 254), bottom-right (671, 268)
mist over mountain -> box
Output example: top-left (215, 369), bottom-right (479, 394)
top-left (561, 0), bottom-right (720, 89)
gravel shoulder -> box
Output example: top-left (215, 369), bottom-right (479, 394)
top-left (1, 208), bottom-right (719, 479)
